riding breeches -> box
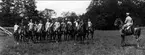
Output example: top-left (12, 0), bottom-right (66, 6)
top-left (122, 23), bottom-right (133, 30)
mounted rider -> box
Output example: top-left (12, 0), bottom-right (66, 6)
top-left (28, 19), bottom-right (34, 39)
top-left (121, 12), bottom-right (133, 32)
top-left (28, 19), bottom-right (34, 31)
top-left (87, 19), bottom-right (92, 30)
top-left (74, 19), bottom-right (79, 30)
top-left (34, 21), bottom-right (38, 32)
top-left (45, 19), bottom-right (52, 32)
top-left (61, 18), bottom-right (66, 31)
top-left (54, 19), bottom-right (60, 32)
top-left (79, 19), bottom-right (84, 27)
top-left (67, 18), bottom-right (73, 33)
top-left (67, 18), bottom-right (72, 28)
top-left (37, 20), bottom-right (43, 33)
top-left (18, 20), bottom-right (24, 34)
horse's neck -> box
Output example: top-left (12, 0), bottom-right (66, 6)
top-left (119, 24), bottom-right (123, 30)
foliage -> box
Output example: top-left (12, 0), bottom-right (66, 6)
top-left (39, 8), bottom-right (56, 19)
top-left (61, 11), bottom-right (79, 22)
top-left (86, 0), bottom-right (145, 30)
top-left (0, 0), bottom-right (38, 27)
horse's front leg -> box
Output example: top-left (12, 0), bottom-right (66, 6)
top-left (65, 32), bottom-right (67, 41)
top-left (66, 31), bottom-right (68, 41)
top-left (52, 31), bottom-right (54, 41)
top-left (19, 33), bottom-right (22, 42)
top-left (86, 31), bottom-right (89, 40)
top-left (136, 37), bottom-right (140, 48)
top-left (91, 31), bottom-right (94, 39)
top-left (54, 31), bottom-right (57, 42)
top-left (62, 32), bottom-right (65, 41)
top-left (121, 34), bottom-right (126, 47)
top-left (57, 31), bottom-right (60, 42)
top-left (38, 32), bottom-right (41, 42)
top-left (45, 31), bottom-right (48, 41)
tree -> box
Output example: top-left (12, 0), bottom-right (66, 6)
top-left (61, 11), bottom-right (71, 17)
top-left (0, 0), bottom-right (38, 26)
top-left (86, 0), bottom-right (145, 30)
top-left (61, 11), bottom-right (79, 21)
top-left (40, 8), bottom-right (56, 19)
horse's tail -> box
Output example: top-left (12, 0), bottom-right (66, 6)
top-left (137, 28), bottom-right (141, 36)
top-left (134, 27), bottom-right (141, 37)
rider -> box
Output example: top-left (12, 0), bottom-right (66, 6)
top-left (61, 19), bottom-right (66, 27)
top-left (61, 18), bottom-right (66, 31)
top-left (34, 21), bottom-right (38, 32)
top-left (122, 12), bottom-right (133, 31)
top-left (28, 19), bottom-right (34, 31)
top-left (88, 19), bottom-right (92, 28)
top-left (14, 22), bottom-right (19, 33)
top-left (37, 20), bottom-right (43, 32)
top-left (74, 19), bottom-right (79, 29)
top-left (67, 19), bottom-right (72, 26)
top-left (54, 19), bottom-right (60, 31)
top-left (45, 19), bottom-right (51, 32)
top-left (80, 19), bottom-right (84, 27)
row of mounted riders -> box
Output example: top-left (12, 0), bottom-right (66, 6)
top-left (13, 20), bottom-right (94, 43)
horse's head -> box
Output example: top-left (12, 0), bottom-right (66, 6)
top-left (114, 18), bottom-right (124, 29)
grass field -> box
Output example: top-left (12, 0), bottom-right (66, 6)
top-left (0, 27), bottom-right (145, 55)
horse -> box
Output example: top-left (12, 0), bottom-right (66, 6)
top-left (66, 22), bottom-right (73, 41)
top-left (53, 22), bottom-right (61, 42)
top-left (114, 18), bottom-right (141, 47)
top-left (27, 23), bottom-right (35, 41)
top-left (17, 25), bottom-right (27, 42)
top-left (73, 21), bottom-right (80, 40)
top-left (86, 21), bottom-right (94, 40)
top-left (33, 23), bottom-right (38, 42)
top-left (49, 24), bottom-right (55, 41)
top-left (60, 22), bottom-right (67, 41)
top-left (13, 26), bottom-right (20, 42)
top-left (45, 23), bottom-right (53, 41)
top-left (36, 23), bottom-right (44, 42)
top-left (77, 20), bottom-right (86, 41)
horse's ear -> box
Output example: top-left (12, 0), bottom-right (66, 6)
top-left (114, 19), bottom-right (118, 26)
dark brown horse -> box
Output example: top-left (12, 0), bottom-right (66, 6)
top-left (60, 22), bottom-right (67, 41)
top-left (86, 21), bottom-right (94, 40)
top-left (114, 18), bottom-right (141, 47)
top-left (77, 20), bottom-right (86, 41)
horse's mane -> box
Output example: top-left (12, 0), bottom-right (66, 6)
top-left (114, 18), bottom-right (124, 29)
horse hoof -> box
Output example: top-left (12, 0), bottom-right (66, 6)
top-left (121, 43), bottom-right (126, 47)
top-left (136, 44), bottom-right (140, 48)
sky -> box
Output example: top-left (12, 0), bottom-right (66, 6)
top-left (36, 0), bottom-right (91, 17)
top-left (0, 0), bottom-right (91, 17)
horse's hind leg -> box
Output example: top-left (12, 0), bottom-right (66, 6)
top-left (86, 31), bottom-right (90, 40)
top-left (135, 35), bottom-right (141, 48)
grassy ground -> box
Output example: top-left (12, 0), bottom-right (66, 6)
top-left (0, 28), bottom-right (145, 55)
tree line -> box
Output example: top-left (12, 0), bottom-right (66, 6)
top-left (1, 0), bottom-right (145, 30)
top-left (0, 0), bottom-right (81, 27)
top-left (86, 0), bottom-right (145, 30)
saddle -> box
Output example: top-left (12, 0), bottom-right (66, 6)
top-left (122, 26), bottom-right (133, 34)
top-left (61, 26), bottom-right (66, 32)
top-left (54, 27), bottom-right (60, 32)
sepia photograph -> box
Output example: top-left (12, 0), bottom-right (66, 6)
top-left (0, 0), bottom-right (145, 55)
